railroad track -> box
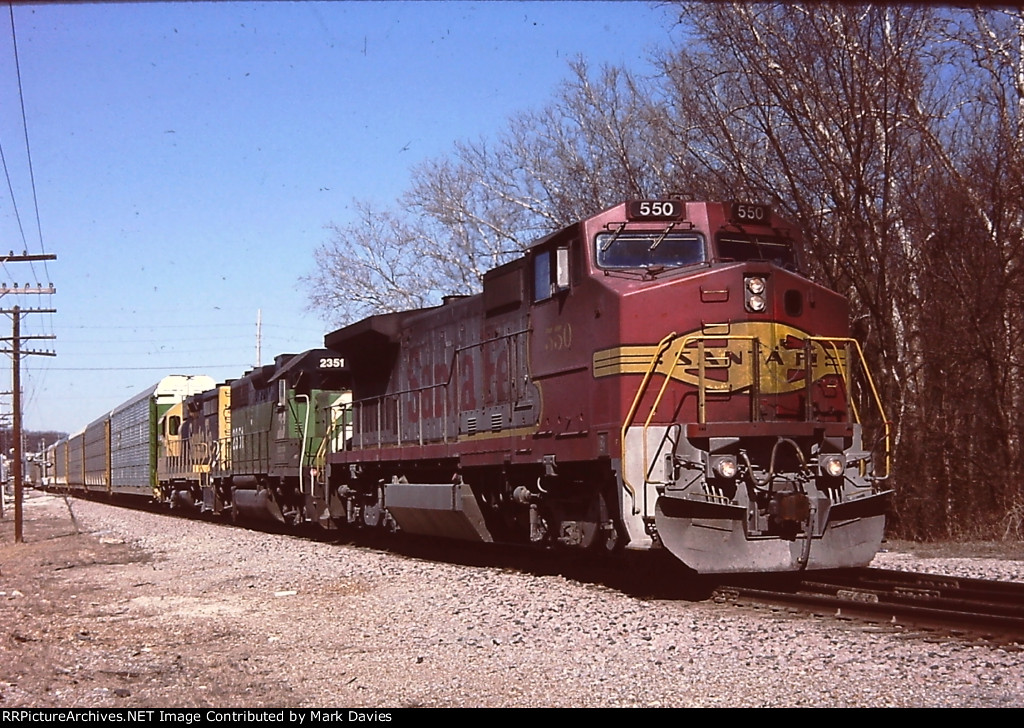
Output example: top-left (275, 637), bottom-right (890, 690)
top-left (713, 567), bottom-right (1024, 646)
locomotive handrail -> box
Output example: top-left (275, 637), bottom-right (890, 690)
top-left (620, 332), bottom-right (891, 516)
top-left (637, 333), bottom-right (759, 517)
top-left (345, 346), bottom-right (461, 449)
top-left (809, 336), bottom-right (891, 481)
top-left (296, 394), bottom-right (312, 496)
top-left (620, 332), bottom-right (761, 515)
top-left (344, 327), bottom-right (531, 451)
top-left (619, 332), bottom-right (677, 513)
top-left (313, 398), bottom-right (352, 477)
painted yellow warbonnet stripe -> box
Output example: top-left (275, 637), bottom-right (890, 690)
top-left (593, 322), bottom-right (847, 395)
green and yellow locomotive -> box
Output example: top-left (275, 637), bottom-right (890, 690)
top-left (226, 349), bottom-right (350, 526)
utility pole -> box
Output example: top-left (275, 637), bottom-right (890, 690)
top-left (0, 251), bottom-right (56, 543)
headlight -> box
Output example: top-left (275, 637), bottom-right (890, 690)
top-left (712, 456), bottom-right (738, 479)
top-left (819, 454), bottom-right (845, 478)
top-left (746, 276), bottom-right (766, 294)
top-left (747, 294), bottom-right (766, 312)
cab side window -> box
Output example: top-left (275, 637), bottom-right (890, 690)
top-left (533, 245), bottom-right (571, 303)
top-left (534, 250), bottom-right (552, 302)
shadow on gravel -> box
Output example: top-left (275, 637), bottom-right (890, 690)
top-left (325, 528), bottom-right (719, 602)
top-left (25, 491), bottom-right (721, 604)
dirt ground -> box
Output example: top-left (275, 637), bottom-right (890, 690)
top-left (0, 492), bottom-right (306, 708)
top-left (3, 488), bottom-right (1024, 708)
top-left (881, 538), bottom-right (1024, 560)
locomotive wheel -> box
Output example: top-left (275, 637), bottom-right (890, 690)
top-left (599, 520), bottom-right (627, 555)
top-left (362, 486), bottom-right (385, 528)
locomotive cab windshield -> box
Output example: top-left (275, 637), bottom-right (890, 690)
top-left (595, 231), bottom-right (706, 270)
top-left (716, 233), bottom-right (798, 269)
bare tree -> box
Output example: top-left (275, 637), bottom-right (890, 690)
top-left (406, 59), bottom-right (687, 245)
top-left (303, 201), bottom-right (448, 326)
top-left (926, 8), bottom-right (1024, 536)
top-left (660, 2), bottom-right (1024, 538)
top-left (306, 58), bottom-right (690, 326)
top-left (304, 2), bottom-right (1024, 539)
top-left (661, 1), bottom-right (935, 442)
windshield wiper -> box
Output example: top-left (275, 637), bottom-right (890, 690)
top-left (648, 221), bottom-right (682, 252)
top-left (600, 222), bottom-right (628, 252)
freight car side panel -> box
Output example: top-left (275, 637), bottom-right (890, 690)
top-left (110, 389), bottom-right (158, 495)
top-left (52, 435), bottom-right (74, 488)
top-left (68, 431), bottom-right (85, 489)
top-left (84, 416), bottom-right (111, 492)
top-left (111, 375), bottom-right (216, 497)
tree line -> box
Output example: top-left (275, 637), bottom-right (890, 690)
top-left (305, 3), bottom-right (1024, 541)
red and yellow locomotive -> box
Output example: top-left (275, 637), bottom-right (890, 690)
top-left (46, 199), bottom-right (890, 574)
top-left (322, 199), bottom-right (892, 573)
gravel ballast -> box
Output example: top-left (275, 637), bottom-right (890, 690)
top-left (2, 491), bottom-right (1022, 708)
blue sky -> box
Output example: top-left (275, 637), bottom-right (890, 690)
top-left (0, 1), bottom-right (682, 438)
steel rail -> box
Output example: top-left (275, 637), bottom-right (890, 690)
top-left (714, 568), bottom-right (1024, 642)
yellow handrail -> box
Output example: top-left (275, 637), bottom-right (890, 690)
top-left (620, 332), bottom-right (677, 513)
top-left (619, 332), bottom-right (891, 515)
top-left (810, 337), bottom-right (891, 479)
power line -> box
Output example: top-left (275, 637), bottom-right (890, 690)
top-left (6, 5), bottom-right (49, 268)
top-left (39, 364), bottom-right (249, 371)
top-left (55, 322), bottom-right (325, 332)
